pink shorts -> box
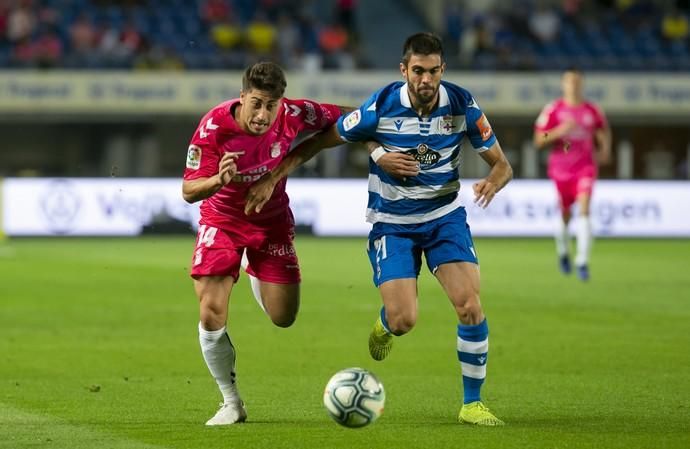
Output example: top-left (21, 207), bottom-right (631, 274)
top-left (554, 176), bottom-right (595, 211)
top-left (190, 210), bottom-right (301, 284)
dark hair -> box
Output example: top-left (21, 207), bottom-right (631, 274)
top-left (241, 62), bottom-right (287, 99)
top-left (401, 32), bottom-right (444, 65)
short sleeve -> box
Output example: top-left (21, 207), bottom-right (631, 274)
top-left (336, 94), bottom-right (379, 142)
top-left (534, 101), bottom-right (557, 133)
top-left (590, 102), bottom-right (608, 130)
top-left (465, 98), bottom-right (497, 151)
top-left (183, 113), bottom-right (221, 180)
top-left (288, 99), bottom-right (342, 132)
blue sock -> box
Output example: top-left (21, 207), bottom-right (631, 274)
top-left (379, 307), bottom-right (392, 333)
top-left (457, 319), bottom-right (489, 404)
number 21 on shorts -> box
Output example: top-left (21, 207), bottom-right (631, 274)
top-left (374, 236), bottom-right (387, 281)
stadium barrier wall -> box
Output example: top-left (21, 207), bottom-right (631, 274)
top-left (3, 178), bottom-right (689, 237)
top-left (0, 71), bottom-right (689, 119)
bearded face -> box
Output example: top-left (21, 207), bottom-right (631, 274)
top-left (401, 53), bottom-right (445, 109)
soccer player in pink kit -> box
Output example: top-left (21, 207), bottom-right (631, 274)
top-left (534, 68), bottom-right (611, 281)
top-left (182, 62), bottom-right (344, 425)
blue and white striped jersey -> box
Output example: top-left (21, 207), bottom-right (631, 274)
top-left (336, 80), bottom-right (497, 225)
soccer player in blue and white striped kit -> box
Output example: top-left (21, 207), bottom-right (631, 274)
top-left (244, 33), bottom-right (513, 425)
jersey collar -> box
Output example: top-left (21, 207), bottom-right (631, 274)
top-left (399, 83), bottom-right (450, 111)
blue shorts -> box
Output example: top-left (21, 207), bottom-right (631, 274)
top-left (366, 207), bottom-right (478, 287)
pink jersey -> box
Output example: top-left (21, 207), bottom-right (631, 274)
top-left (184, 98), bottom-right (341, 230)
top-left (534, 98), bottom-right (607, 182)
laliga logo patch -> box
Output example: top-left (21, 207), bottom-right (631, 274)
top-left (343, 110), bottom-right (361, 131)
top-left (405, 143), bottom-right (440, 167)
top-left (186, 145), bottom-right (202, 169)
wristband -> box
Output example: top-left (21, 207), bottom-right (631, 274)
top-left (370, 146), bottom-right (386, 164)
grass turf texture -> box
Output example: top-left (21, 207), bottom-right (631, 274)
top-left (0, 237), bottom-right (688, 449)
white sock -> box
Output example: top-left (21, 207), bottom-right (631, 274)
top-left (555, 219), bottom-right (570, 257)
top-left (198, 323), bottom-right (240, 404)
top-left (575, 216), bottom-right (592, 266)
top-left (241, 251), bottom-right (266, 312)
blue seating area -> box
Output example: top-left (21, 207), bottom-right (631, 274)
top-left (1, 0), bottom-right (689, 71)
top-left (442, 1), bottom-right (690, 72)
top-left (0, 0), bottom-right (342, 70)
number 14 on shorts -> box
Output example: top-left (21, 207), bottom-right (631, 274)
top-left (194, 225), bottom-right (218, 265)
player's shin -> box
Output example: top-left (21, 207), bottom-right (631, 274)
top-left (555, 219), bottom-right (570, 257)
top-left (198, 322), bottom-right (240, 404)
top-left (457, 319), bottom-right (489, 404)
top-left (575, 215), bottom-right (592, 267)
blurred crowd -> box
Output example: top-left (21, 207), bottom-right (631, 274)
top-left (443, 0), bottom-right (690, 71)
top-left (1, 0), bottom-right (689, 71)
top-left (0, 0), bottom-right (360, 70)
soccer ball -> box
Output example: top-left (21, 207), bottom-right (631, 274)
top-left (323, 367), bottom-right (385, 428)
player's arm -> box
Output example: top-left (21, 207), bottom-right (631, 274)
top-left (337, 105), bottom-right (355, 115)
top-left (473, 141), bottom-right (513, 209)
top-left (365, 141), bottom-right (420, 179)
top-left (244, 126), bottom-right (343, 214)
top-left (533, 119), bottom-right (576, 150)
top-left (533, 102), bottom-right (575, 150)
top-left (594, 124), bottom-right (612, 165)
top-left (182, 152), bottom-right (242, 203)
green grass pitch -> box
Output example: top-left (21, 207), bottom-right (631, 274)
top-left (1, 236), bottom-right (689, 449)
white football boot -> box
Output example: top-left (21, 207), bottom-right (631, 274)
top-left (205, 397), bottom-right (247, 426)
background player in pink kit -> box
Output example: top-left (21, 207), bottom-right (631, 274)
top-left (182, 62), bottom-right (345, 425)
top-left (533, 68), bottom-right (611, 281)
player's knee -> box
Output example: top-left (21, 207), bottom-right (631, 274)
top-left (199, 310), bottom-right (224, 330)
top-left (387, 312), bottom-right (416, 335)
top-left (454, 295), bottom-right (483, 324)
top-left (269, 311), bottom-right (297, 328)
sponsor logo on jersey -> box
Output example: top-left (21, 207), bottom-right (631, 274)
top-left (321, 105), bottom-right (333, 126)
top-left (304, 101), bottom-right (317, 125)
top-left (266, 243), bottom-right (296, 257)
top-left (199, 118), bottom-right (218, 138)
top-left (231, 165), bottom-right (267, 182)
top-left (394, 119), bottom-right (403, 131)
top-left (286, 103), bottom-right (301, 117)
top-left (475, 114), bottom-right (493, 141)
top-left (404, 143), bottom-right (440, 167)
top-left (186, 145), bottom-right (202, 169)
top-left (270, 142), bottom-right (281, 158)
top-left (343, 110), bottom-right (361, 131)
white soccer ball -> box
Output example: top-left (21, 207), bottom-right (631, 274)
top-left (323, 367), bottom-right (385, 428)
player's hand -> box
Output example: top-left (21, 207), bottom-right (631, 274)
top-left (597, 151), bottom-right (612, 166)
top-left (376, 152), bottom-right (420, 179)
top-left (217, 151), bottom-right (243, 185)
top-left (554, 119), bottom-right (577, 138)
top-left (473, 179), bottom-right (499, 209)
top-left (245, 173), bottom-right (276, 215)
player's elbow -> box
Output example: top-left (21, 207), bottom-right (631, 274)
top-left (505, 160), bottom-right (514, 181)
top-left (533, 137), bottom-right (545, 150)
top-left (182, 187), bottom-right (198, 204)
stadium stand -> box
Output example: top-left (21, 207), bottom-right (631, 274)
top-left (1, 0), bottom-right (688, 71)
top-left (0, 0), bottom-right (688, 181)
